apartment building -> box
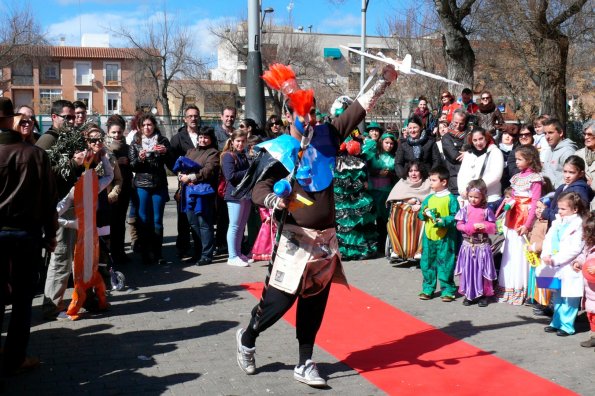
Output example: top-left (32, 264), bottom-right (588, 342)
top-left (1, 44), bottom-right (150, 116)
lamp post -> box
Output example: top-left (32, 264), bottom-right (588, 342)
top-left (246, 0), bottom-right (273, 129)
top-left (360, 0), bottom-right (370, 90)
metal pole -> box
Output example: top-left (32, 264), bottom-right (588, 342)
top-left (246, 0), bottom-right (266, 128)
top-left (360, 0), bottom-right (369, 90)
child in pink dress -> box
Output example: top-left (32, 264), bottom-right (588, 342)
top-left (455, 179), bottom-right (497, 307)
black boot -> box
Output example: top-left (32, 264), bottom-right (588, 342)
top-left (153, 229), bottom-right (166, 265)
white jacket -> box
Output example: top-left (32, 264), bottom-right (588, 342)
top-left (457, 144), bottom-right (504, 203)
top-left (541, 213), bottom-right (584, 297)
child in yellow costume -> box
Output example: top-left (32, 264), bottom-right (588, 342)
top-left (418, 166), bottom-right (459, 301)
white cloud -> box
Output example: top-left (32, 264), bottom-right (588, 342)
top-left (46, 12), bottom-right (141, 46)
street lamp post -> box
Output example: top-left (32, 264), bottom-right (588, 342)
top-left (246, 0), bottom-right (273, 129)
top-left (360, 0), bottom-right (370, 90)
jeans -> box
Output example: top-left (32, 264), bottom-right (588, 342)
top-left (226, 199), bottom-right (252, 259)
top-left (136, 187), bottom-right (168, 234)
top-left (186, 195), bottom-right (215, 261)
top-left (0, 230), bottom-right (40, 370)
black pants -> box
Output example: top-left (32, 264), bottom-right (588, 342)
top-left (0, 230), bottom-right (39, 371)
top-left (246, 280), bottom-right (331, 347)
top-left (110, 188), bottom-right (130, 259)
top-left (176, 200), bottom-right (200, 256)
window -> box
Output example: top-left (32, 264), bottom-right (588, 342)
top-left (43, 62), bottom-right (60, 80)
top-left (75, 62), bottom-right (92, 85)
top-left (105, 63), bottom-right (120, 85)
top-left (39, 89), bottom-right (63, 113)
top-left (238, 70), bottom-right (247, 87)
top-left (12, 60), bottom-right (33, 85)
top-left (106, 92), bottom-right (120, 114)
top-left (76, 92), bottom-right (91, 110)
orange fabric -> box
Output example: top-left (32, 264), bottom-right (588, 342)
top-left (505, 196), bottom-right (532, 230)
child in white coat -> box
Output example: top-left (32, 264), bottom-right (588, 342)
top-left (540, 192), bottom-right (587, 336)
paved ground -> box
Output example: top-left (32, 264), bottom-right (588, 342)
top-left (3, 177), bottom-right (594, 395)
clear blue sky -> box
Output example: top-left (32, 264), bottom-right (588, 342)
top-left (23, 0), bottom-right (413, 59)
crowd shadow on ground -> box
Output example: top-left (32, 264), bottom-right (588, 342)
top-left (5, 319), bottom-right (239, 395)
top-left (340, 317), bottom-right (533, 373)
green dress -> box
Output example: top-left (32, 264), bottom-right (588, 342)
top-left (334, 154), bottom-right (378, 260)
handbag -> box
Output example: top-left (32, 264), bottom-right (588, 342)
top-left (217, 152), bottom-right (237, 198)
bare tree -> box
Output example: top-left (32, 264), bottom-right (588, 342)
top-left (483, 0), bottom-right (592, 124)
top-left (432, 0), bottom-right (479, 90)
top-left (112, 9), bottom-right (207, 137)
top-left (210, 21), bottom-right (343, 117)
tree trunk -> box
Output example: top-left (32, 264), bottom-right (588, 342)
top-left (441, 31), bottom-right (475, 92)
top-left (535, 35), bottom-right (569, 125)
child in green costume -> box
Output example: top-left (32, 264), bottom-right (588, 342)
top-left (418, 166), bottom-right (460, 301)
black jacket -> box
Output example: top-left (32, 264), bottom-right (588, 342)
top-left (129, 134), bottom-right (172, 189)
top-left (394, 137), bottom-right (442, 179)
top-left (441, 132), bottom-right (468, 195)
top-left (170, 126), bottom-right (197, 167)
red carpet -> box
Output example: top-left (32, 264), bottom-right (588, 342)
top-left (243, 283), bottom-right (576, 395)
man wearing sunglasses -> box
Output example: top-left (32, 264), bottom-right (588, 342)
top-left (36, 100), bottom-right (87, 321)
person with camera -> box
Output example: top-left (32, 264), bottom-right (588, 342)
top-left (128, 114), bottom-right (172, 265)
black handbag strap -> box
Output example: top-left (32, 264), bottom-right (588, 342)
top-left (479, 150), bottom-right (492, 179)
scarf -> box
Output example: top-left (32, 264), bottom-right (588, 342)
top-left (471, 144), bottom-right (488, 157)
top-left (406, 131), bottom-right (429, 159)
top-left (386, 177), bottom-right (431, 203)
top-left (448, 127), bottom-right (466, 140)
top-left (584, 147), bottom-right (595, 167)
top-left (478, 102), bottom-right (496, 113)
top-left (141, 134), bottom-right (158, 151)
top-left (414, 108), bottom-right (430, 125)
top-left (499, 142), bottom-right (514, 153)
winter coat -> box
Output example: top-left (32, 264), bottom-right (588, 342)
top-left (457, 144), bottom-right (504, 203)
top-left (221, 150), bottom-right (250, 201)
top-left (542, 138), bottom-right (578, 188)
top-left (394, 137), bottom-right (442, 179)
top-left (441, 131), bottom-right (468, 195)
top-left (541, 213), bottom-right (584, 297)
top-left (476, 108), bottom-right (504, 135)
top-left (577, 246), bottom-right (595, 313)
top-left (542, 179), bottom-right (594, 223)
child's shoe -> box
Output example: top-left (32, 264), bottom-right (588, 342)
top-left (441, 295), bottom-right (455, 302)
top-left (580, 337), bottom-right (595, 348)
top-left (418, 293), bottom-right (432, 300)
top-left (478, 297), bottom-right (489, 307)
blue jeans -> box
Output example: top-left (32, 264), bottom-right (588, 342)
top-left (136, 187), bottom-right (168, 234)
top-left (186, 195), bottom-right (215, 261)
top-left (227, 199), bottom-right (252, 259)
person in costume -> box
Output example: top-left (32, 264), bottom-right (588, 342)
top-left (526, 198), bottom-right (553, 315)
top-left (334, 139), bottom-right (378, 260)
top-left (540, 192), bottom-right (586, 336)
top-left (361, 121), bottom-right (382, 160)
top-left (496, 145), bottom-right (543, 305)
top-left (367, 132), bottom-right (398, 254)
top-left (234, 62), bottom-right (398, 387)
top-left (418, 166), bottom-right (460, 301)
top-left (454, 179), bottom-right (497, 307)
top-left (386, 160), bottom-right (431, 263)
top-left (573, 212), bottom-right (595, 348)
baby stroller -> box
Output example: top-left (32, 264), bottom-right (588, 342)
top-left (385, 199), bottom-right (425, 265)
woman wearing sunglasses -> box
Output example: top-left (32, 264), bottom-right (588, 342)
top-left (476, 91), bottom-right (504, 138)
top-left (264, 115), bottom-right (284, 140)
top-left (16, 105), bottom-right (41, 144)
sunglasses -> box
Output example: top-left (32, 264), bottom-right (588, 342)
top-left (481, 97), bottom-right (491, 100)
top-left (55, 114), bottom-right (75, 121)
top-left (19, 119), bottom-right (32, 126)
top-left (519, 133), bottom-right (532, 138)
top-left (87, 138), bottom-right (103, 143)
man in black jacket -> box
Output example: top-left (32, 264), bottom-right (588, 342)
top-left (0, 98), bottom-right (58, 374)
top-left (170, 105), bottom-right (202, 258)
top-left (440, 109), bottom-right (469, 195)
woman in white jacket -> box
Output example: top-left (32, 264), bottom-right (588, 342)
top-left (539, 192), bottom-right (587, 336)
top-left (457, 127), bottom-right (504, 212)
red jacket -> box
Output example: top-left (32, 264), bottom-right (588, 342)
top-left (441, 102), bottom-right (461, 123)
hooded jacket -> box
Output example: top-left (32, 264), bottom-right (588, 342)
top-left (542, 138), bottom-right (578, 188)
top-left (542, 178), bottom-right (594, 223)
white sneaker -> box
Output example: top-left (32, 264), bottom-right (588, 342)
top-left (227, 257), bottom-right (250, 267)
top-left (240, 254), bottom-right (255, 264)
top-left (236, 328), bottom-right (256, 375)
top-left (294, 359), bottom-right (327, 387)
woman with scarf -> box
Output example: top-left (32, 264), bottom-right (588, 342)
top-left (440, 91), bottom-right (461, 123)
top-left (413, 96), bottom-right (436, 135)
top-left (576, 120), bottom-right (595, 210)
top-left (457, 127), bottom-right (504, 212)
top-left (476, 90), bottom-right (504, 139)
top-left (394, 115), bottom-right (442, 179)
top-left (386, 160), bottom-right (431, 263)
top-left (128, 114), bottom-right (172, 265)
top-left (367, 133), bottom-right (398, 254)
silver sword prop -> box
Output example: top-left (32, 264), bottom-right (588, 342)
top-left (339, 45), bottom-right (464, 86)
